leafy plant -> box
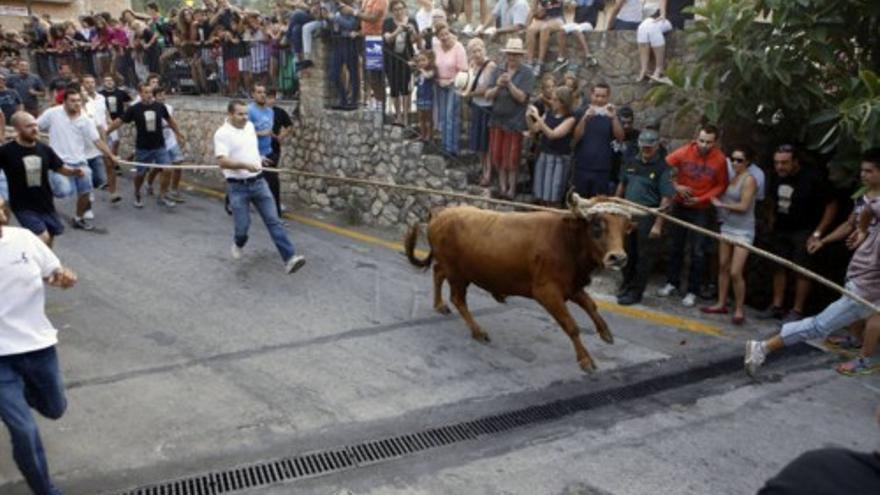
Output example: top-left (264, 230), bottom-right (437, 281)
top-left (649, 0), bottom-right (880, 170)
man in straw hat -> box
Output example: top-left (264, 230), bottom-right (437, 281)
top-left (485, 37), bottom-right (535, 199)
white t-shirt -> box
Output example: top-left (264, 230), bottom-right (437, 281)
top-left (162, 103), bottom-right (178, 150)
top-left (0, 226), bottom-right (62, 356)
top-left (415, 8), bottom-right (433, 32)
top-left (36, 105), bottom-right (100, 165)
top-left (617, 0), bottom-right (645, 23)
top-left (83, 94), bottom-right (108, 160)
top-left (214, 120), bottom-right (262, 180)
top-left (493, 0), bottom-right (530, 28)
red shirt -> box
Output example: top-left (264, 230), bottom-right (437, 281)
top-left (666, 142), bottom-right (728, 208)
top-left (361, 0), bottom-right (388, 35)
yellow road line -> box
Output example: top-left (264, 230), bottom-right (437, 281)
top-left (184, 181), bottom-right (724, 337)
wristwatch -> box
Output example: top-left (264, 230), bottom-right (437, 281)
top-left (812, 231), bottom-right (822, 238)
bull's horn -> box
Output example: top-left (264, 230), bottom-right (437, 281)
top-left (568, 191), bottom-right (600, 217)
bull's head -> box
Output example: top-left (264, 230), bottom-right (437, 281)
top-left (567, 192), bottom-right (643, 270)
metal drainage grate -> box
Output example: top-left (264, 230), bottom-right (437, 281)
top-left (118, 345), bottom-right (818, 495)
top-left (120, 449), bottom-right (354, 495)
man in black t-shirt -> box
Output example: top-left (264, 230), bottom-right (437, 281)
top-left (100, 76), bottom-right (132, 157)
top-left (0, 112), bottom-right (87, 247)
top-left (107, 82), bottom-right (186, 209)
top-left (264, 91), bottom-right (295, 216)
top-left (761, 145), bottom-right (839, 322)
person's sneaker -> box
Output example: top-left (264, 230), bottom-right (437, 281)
top-left (617, 291), bottom-right (642, 306)
top-left (744, 340), bottom-right (766, 377)
top-left (231, 244), bottom-right (242, 260)
top-left (157, 196), bottom-right (177, 209)
top-left (110, 193), bottom-right (122, 203)
top-left (98, 183), bottom-right (108, 190)
top-left (72, 218), bottom-right (94, 231)
top-left (757, 305), bottom-right (786, 320)
top-left (656, 283), bottom-right (676, 297)
top-left (553, 57), bottom-right (569, 72)
top-left (146, 184), bottom-right (154, 196)
top-left (133, 196), bottom-right (144, 209)
top-left (681, 292), bottom-right (697, 307)
top-left (83, 209), bottom-right (95, 220)
top-left (285, 254), bottom-right (306, 274)
top-left (168, 191), bottom-right (186, 203)
top-left (462, 24), bottom-right (474, 35)
top-left (781, 310), bottom-right (804, 325)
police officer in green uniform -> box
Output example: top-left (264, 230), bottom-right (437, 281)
top-left (615, 129), bottom-right (676, 305)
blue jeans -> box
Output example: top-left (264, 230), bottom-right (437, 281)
top-left (286, 10), bottom-right (315, 55)
top-left (48, 162), bottom-right (92, 199)
top-left (86, 156), bottom-right (106, 188)
top-left (781, 282), bottom-right (876, 347)
top-left (228, 177), bottom-right (295, 262)
top-left (435, 85), bottom-right (461, 156)
top-left (666, 204), bottom-right (712, 294)
top-left (0, 346), bottom-right (66, 495)
top-left (134, 148), bottom-right (171, 177)
top-left (0, 170), bottom-right (8, 200)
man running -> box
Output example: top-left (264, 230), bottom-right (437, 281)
top-left (145, 86), bottom-right (187, 203)
top-left (99, 76), bottom-right (131, 158)
top-left (81, 75), bottom-right (120, 204)
top-left (0, 112), bottom-right (89, 247)
top-left (0, 193), bottom-right (78, 495)
top-left (37, 84), bottom-right (117, 230)
top-left (214, 100), bottom-right (305, 274)
top-left (106, 82), bottom-right (186, 208)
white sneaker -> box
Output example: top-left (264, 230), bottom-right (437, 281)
top-left (231, 244), bottom-right (242, 260)
top-left (656, 283), bottom-right (676, 297)
top-left (83, 209), bottom-right (95, 220)
top-left (133, 196), bottom-right (144, 209)
top-left (681, 293), bottom-right (697, 307)
top-left (462, 24), bottom-right (474, 35)
top-left (744, 340), bottom-right (766, 377)
top-left (285, 254), bottom-right (306, 274)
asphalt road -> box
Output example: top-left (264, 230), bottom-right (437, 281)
top-left (1, 184), bottom-right (878, 495)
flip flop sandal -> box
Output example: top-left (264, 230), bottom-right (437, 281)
top-left (825, 334), bottom-right (863, 351)
top-left (835, 357), bottom-right (880, 376)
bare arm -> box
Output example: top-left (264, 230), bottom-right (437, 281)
top-left (814, 198), bottom-right (839, 238)
top-left (165, 114), bottom-right (186, 144)
top-left (714, 176), bottom-right (756, 213)
top-left (536, 116), bottom-right (576, 140)
top-left (92, 138), bottom-right (118, 164)
top-left (106, 117), bottom-right (122, 134)
top-left (611, 115), bottom-right (624, 142)
top-left (218, 155), bottom-right (260, 172)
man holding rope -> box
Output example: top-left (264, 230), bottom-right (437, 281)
top-left (745, 152), bottom-right (880, 376)
top-left (214, 100), bottom-right (306, 274)
top-left (106, 82), bottom-right (186, 209)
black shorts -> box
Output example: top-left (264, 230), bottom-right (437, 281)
top-left (768, 229), bottom-right (813, 267)
top-left (574, 5), bottom-right (599, 26)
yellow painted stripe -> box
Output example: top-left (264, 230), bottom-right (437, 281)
top-left (184, 181), bottom-right (723, 337)
top-left (594, 300), bottom-right (725, 337)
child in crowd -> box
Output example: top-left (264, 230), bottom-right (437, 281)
top-left (414, 50), bottom-right (436, 143)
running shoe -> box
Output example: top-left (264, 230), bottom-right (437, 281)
top-left (72, 218), bottom-right (94, 231)
top-left (285, 254), bottom-right (306, 274)
top-left (744, 340), bottom-right (766, 377)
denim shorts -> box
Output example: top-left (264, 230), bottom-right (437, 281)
top-left (167, 144), bottom-right (185, 164)
top-left (50, 162), bottom-right (93, 198)
top-left (14, 209), bottom-right (64, 237)
top-left (134, 148), bottom-right (171, 176)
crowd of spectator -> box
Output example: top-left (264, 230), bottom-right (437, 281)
top-left (0, 0), bottom-right (877, 376)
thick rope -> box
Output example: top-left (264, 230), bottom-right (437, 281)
top-left (25, 154), bottom-right (880, 314)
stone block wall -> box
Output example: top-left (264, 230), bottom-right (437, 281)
top-left (118, 30), bottom-right (702, 231)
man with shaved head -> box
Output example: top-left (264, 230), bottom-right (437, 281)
top-left (0, 111), bottom-right (88, 247)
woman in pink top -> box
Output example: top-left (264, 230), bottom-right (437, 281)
top-left (432, 22), bottom-right (467, 156)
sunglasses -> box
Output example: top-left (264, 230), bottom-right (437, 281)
top-left (731, 157), bottom-right (746, 163)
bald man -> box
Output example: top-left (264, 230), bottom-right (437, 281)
top-left (0, 112), bottom-right (87, 247)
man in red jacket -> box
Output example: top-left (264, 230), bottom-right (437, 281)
top-left (656, 124), bottom-right (728, 307)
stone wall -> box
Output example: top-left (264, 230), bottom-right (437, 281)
top-left (124, 30), bottom-right (702, 231)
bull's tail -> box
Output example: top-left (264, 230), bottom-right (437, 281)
top-left (404, 224), bottom-right (433, 270)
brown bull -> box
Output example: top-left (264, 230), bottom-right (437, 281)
top-left (404, 194), bottom-right (640, 371)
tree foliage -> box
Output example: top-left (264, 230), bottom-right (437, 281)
top-left (649, 0), bottom-right (880, 169)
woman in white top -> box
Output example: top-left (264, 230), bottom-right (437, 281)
top-left (462, 37), bottom-right (496, 186)
top-left (609, 0), bottom-right (643, 30)
top-left (702, 145), bottom-right (758, 325)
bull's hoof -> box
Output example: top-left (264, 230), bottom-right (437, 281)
top-left (578, 358), bottom-right (597, 372)
top-left (598, 330), bottom-right (615, 345)
top-left (435, 304), bottom-right (452, 315)
top-left (472, 332), bottom-right (491, 344)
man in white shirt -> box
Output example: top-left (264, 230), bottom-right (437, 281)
top-left (0, 194), bottom-right (77, 495)
top-left (37, 83), bottom-right (117, 230)
top-left (215, 100), bottom-right (305, 274)
top-left (81, 75), bottom-right (121, 204)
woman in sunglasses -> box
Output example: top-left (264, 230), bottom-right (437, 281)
top-left (702, 145), bottom-right (758, 325)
